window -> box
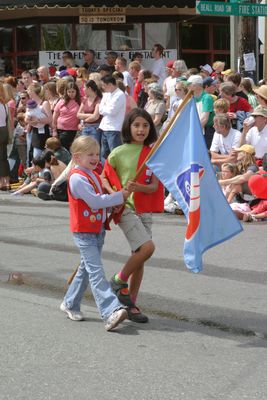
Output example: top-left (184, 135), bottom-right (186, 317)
top-left (181, 23), bottom-right (209, 50)
top-left (213, 25), bottom-right (230, 50)
top-left (16, 25), bottom-right (38, 51)
top-left (111, 24), bottom-right (142, 50)
top-left (41, 24), bottom-right (71, 50)
top-left (0, 27), bottom-right (12, 53)
top-left (0, 57), bottom-right (13, 75)
top-left (145, 23), bottom-right (176, 49)
top-left (76, 25), bottom-right (106, 50)
top-left (17, 55), bottom-right (38, 74)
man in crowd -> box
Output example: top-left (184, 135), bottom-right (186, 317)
top-left (21, 70), bottom-right (34, 88)
top-left (105, 51), bottom-right (118, 73)
top-left (99, 75), bottom-right (126, 162)
top-left (151, 43), bottom-right (166, 86)
top-left (210, 114), bottom-right (241, 166)
top-left (37, 66), bottom-right (50, 85)
top-left (115, 56), bottom-right (134, 95)
top-left (82, 49), bottom-right (99, 73)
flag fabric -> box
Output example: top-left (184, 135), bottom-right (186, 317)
top-left (146, 98), bottom-right (243, 273)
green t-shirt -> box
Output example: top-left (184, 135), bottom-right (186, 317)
top-left (108, 143), bottom-right (143, 209)
top-left (195, 91), bottom-right (214, 127)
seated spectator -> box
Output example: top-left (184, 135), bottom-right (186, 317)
top-left (241, 78), bottom-right (258, 109)
top-left (219, 144), bottom-right (258, 210)
top-left (37, 151), bottom-right (66, 200)
top-left (254, 85), bottom-right (267, 107)
top-left (220, 162), bottom-right (242, 203)
top-left (211, 61), bottom-right (225, 80)
top-left (210, 114), bottom-right (241, 166)
top-left (242, 153), bottom-right (267, 221)
top-left (220, 82), bottom-right (252, 131)
top-left (213, 98), bottom-right (230, 115)
top-left (11, 156), bottom-right (50, 196)
top-left (239, 105), bottom-right (267, 161)
top-left (225, 72), bottom-right (249, 100)
top-left (45, 137), bottom-right (71, 165)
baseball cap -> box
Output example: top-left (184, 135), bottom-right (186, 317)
top-left (166, 60), bottom-right (174, 68)
top-left (67, 68), bottom-right (77, 77)
top-left (200, 64), bottom-right (213, 75)
top-left (251, 105), bottom-right (267, 118)
top-left (235, 144), bottom-right (255, 155)
top-left (187, 75), bottom-right (203, 85)
top-left (203, 77), bottom-right (217, 87)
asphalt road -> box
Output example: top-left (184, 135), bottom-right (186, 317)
top-left (0, 193), bottom-right (267, 399)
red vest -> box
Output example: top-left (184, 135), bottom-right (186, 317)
top-left (103, 145), bottom-right (164, 222)
top-left (68, 168), bottom-right (103, 233)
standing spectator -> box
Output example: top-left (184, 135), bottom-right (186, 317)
top-left (59, 51), bottom-right (79, 71)
top-left (26, 82), bottom-right (52, 158)
top-left (225, 72), bottom-right (248, 100)
top-left (53, 81), bottom-right (80, 151)
top-left (188, 74), bottom-right (215, 148)
top-left (128, 61), bottom-right (141, 96)
top-left (43, 81), bottom-right (60, 113)
top-left (82, 49), bottom-right (99, 73)
top-left (104, 51), bottom-right (118, 73)
top-left (144, 82), bottom-right (166, 135)
top-left (0, 82), bottom-right (10, 190)
top-left (134, 69), bottom-right (151, 106)
top-left (76, 68), bottom-right (89, 98)
top-left (211, 61), bottom-right (225, 80)
top-left (115, 56), bottom-right (134, 95)
top-left (77, 79), bottom-right (102, 145)
top-left (166, 59), bottom-right (188, 109)
top-left (98, 75), bottom-right (126, 162)
top-left (21, 70), bottom-right (33, 89)
top-left (151, 43), bottom-right (166, 86)
top-left (3, 83), bottom-right (16, 131)
top-left (37, 66), bottom-right (50, 85)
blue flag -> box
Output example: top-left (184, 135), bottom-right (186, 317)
top-left (146, 98), bottom-right (243, 273)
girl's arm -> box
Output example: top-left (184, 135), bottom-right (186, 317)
top-left (84, 103), bottom-right (101, 123)
top-left (101, 174), bottom-right (116, 194)
top-left (126, 174), bottom-right (159, 194)
top-left (52, 109), bottom-right (60, 136)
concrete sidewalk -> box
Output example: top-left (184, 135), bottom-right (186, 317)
top-left (0, 192), bottom-right (266, 337)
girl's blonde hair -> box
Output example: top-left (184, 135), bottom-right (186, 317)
top-left (0, 82), bottom-right (7, 104)
top-left (213, 98), bottom-right (230, 114)
top-left (28, 82), bottom-right (44, 99)
top-left (237, 152), bottom-right (256, 174)
top-left (3, 83), bottom-right (14, 101)
top-left (221, 162), bottom-right (238, 176)
top-left (70, 136), bottom-right (99, 155)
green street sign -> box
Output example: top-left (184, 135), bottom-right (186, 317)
top-left (196, 1), bottom-right (267, 17)
top-left (196, 1), bottom-right (238, 15)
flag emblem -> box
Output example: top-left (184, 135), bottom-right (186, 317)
top-left (176, 163), bottom-right (205, 240)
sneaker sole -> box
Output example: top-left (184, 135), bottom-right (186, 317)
top-left (105, 309), bottom-right (127, 331)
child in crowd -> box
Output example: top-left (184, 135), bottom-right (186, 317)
top-left (25, 99), bottom-right (46, 131)
top-left (220, 163), bottom-right (242, 203)
top-left (13, 112), bottom-right (27, 169)
top-left (102, 108), bottom-right (164, 323)
top-left (213, 98), bottom-right (230, 115)
top-left (45, 137), bottom-right (71, 166)
top-left (11, 156), bottom-right (51, 196)
top-left (60, 136), bottom-right (129, 331)
top-left (37, 150), bottom-right (66, 200)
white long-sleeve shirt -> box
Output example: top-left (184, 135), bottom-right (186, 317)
top-left (99, 88), bottom-right (126, 132)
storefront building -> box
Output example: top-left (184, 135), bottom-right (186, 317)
top-left (0, 0), bottom-right (230, 76)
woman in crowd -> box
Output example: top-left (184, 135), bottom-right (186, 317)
top-left (76, 67), bottom-right (89, 98)
top-left (25, 82), bottom-right (52, 158)
top-left (52, 81), bottom-right (80, 151)
top-left (144, 82), bottom-right (166, 135)
top-left (0, 82), bottom-right (11, 190)
top-left (241, 78), bottom-right (258, 110)
top-left (44, 81), bottom-right (60, 113)
top-left (77, 79), bottom-right (102, 144)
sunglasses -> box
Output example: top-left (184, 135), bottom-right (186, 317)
top-left (20, 97), bottom-right (27, 99)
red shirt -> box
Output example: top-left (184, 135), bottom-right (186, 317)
top-left (229, 96), bottom-right (252, 113)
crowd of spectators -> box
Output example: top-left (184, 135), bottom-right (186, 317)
top-left (0, 45), bottom-right (266, 222)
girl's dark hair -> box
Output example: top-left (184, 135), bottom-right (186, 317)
top-left (32, 156), bottom-right (45, 169)
top-left (85, 79), bottom-right (102, 98)
top-left (63, 81), bottom-right (81, 105)
top-left (121, 108), bottom-right (158, 146)
top-left (43, 150), bottom-right (59, 165)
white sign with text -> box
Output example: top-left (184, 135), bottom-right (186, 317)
top-left (39, 49), bottom-right (177, 73)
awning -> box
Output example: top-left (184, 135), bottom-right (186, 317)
top-left (0, 0), bottom-right (196, 9)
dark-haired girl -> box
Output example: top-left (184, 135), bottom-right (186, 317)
top-left (102, 108), bottom-right (164, 323)
top-left (52, 82), bottom-right (80, 151)
top-left (77, 79), bottom-right (102, 144)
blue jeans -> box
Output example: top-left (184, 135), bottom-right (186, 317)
top-left (100, 130), bottom-right (122, 164)
top-left (64, 229), bottom-right (123, 320)
top-left (81, 124), bottom-right (101, 145)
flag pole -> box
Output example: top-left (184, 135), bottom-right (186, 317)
top-left (133, 90), bottom-right (194, 181)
